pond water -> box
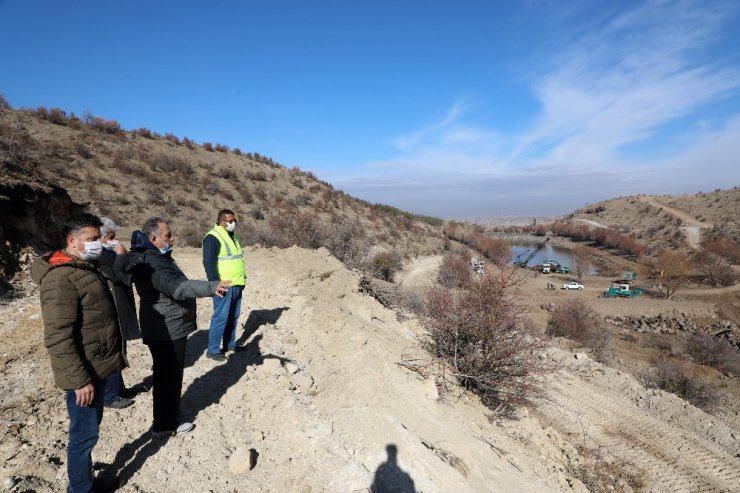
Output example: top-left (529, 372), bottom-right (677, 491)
top-left (510, 242), bottom-right (598, 274)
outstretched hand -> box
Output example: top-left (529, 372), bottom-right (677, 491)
top-left (215, 280), bottom-right (232, 297)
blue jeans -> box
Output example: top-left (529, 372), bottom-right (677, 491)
top-left (207, 285), bottom-right (243, 355)
top-left (65, 380), bottom-right (105, 493)
top-left (103, 371), bottom-right (123, 404)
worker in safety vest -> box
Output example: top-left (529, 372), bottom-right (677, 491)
top-left (202, 209), bottom-right (246, 362)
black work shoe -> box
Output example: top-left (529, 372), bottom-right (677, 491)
top-left (104, 396), bottom-right (134, 409)
top-left (93, 474), bottom-right (120, 492)
top-left (227, 345), bottom-right (247, 353)
top-left (206, 352), bottom-right (228, 363)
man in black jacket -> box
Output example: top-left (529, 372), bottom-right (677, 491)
top-left (121, 216), bottom-right (229, 438)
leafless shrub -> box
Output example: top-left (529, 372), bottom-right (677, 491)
top-left (250, 207), bottom-right (265, 220)
top-left (0, 94), bottom-right (10, 109)
top-left (323, 215), bottom-right (369, 270)
top-left (693, 251), bottom-right (736, 286)
top-left (202, 142), bottom-right (214, 152)
top-left (83, 112), bottom-right (121, 134)
top-left (684, 332), bottom-right (740, 375)
top-left (163, 133), bottom-right (180, 145)
top-left (269, 212), bottom-right (327, 249)
top-left (641, 358), bottom-right (719, 410)
top-left (369, 251), bottom-right (402, 281)
top-left (239, 187), bottom-right (254, 204)
top-left (182, 137), bottom-right (195, 149)
top-left (424, 267), bottom-right (555, 407)
top-left (437, 251), bottom-right (472, 289)
top-left (547, 300), bottom-right (611, 363)
top-left (134, 127), bottom-right (155, 139)
top-left (204, 181), bottom-right (220, 195)
top-left (214, 143), bottom-right (229, 152)
top-left (74, 142), bottom-right (93, 159)
top-left (246, 170), bottom-right (268, 181)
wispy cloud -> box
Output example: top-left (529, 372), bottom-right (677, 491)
top-left (334, 0), bottom-right (740, 216)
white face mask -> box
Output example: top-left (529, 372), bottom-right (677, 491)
top-left (79, 240), bottom-right (103, 261)
top-left (102, 239), bottom-right (119, 250)
top-left (225, 221), bottom-right (236, 232)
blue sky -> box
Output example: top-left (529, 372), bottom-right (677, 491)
top-left (1, 0), bottom-right (739, 217)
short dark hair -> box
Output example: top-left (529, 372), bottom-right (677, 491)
top-left (62, 213), bottom-right (103, 239)
top-left (141, 216), bottom-right (168, 239)
top-left (217, 209), bottom-right (235, 222)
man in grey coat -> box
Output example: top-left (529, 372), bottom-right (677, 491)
top-left (122, 217), bottom-right (229, 437)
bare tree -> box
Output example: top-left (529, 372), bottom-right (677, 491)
top-left (572, 246), bottom-right (591, 280)
top-left (653, 250), bottom-right (690, 299)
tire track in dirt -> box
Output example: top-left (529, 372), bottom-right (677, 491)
top-left (539, 361), bottom-right (740, 493)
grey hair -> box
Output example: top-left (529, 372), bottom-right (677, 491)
top-left (141, 216), bottom-right (168, 239)
top-left (100, 217), bottom-right (118, 236)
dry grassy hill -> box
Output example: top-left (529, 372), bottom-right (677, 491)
top-left (569, 189), bottom-right (739, 253)
top-left (0, 105), bottom-right (445, 286)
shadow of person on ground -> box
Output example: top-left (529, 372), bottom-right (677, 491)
top-left (237, 307), bottom-right (289, 346)
top-left (371, 444), bottom-right (417, 493)
top-left (180, 307), bottom-right (291, 421)
top-left (102, 430), bottom-right (169, 490)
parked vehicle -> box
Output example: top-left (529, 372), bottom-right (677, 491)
top-left (619, 270), bottom-right (637, 283)
top-left (603, 283), bottom-right (643, 298)
top-left (561, 281), bottom-right (584, 290)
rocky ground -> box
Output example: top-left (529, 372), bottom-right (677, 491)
top-left (1, 246), bottom-right (739, 492)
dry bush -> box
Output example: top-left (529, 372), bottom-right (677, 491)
top-left (246, 170), bottom-right (268, 182)
top-left (684, 332), bottom-right (740, 376)
top-left (153, 152), bottom-right (193, 175)
top-left (702, 237), bottom-right (740, 264)
top-left (178, 219), bottom-right (212, 247)
top-left (716, 292), bottom-right (740, 326)
top-left (650, 250), bottom-right (690, 299)
top-left (641, 358), bottom-right (719, 410)
top-left (204, 181), bottom-right (220, 195)
top-left (202, 142), bottom-right (214, 152)
top-left (163, 133), bottom-right (180, 145)
top-left (693, 251), bottom-right (736, 286)
top-left (323, 215), bottom-right (369, 270)
top-left (547, 300), bottom-right (611, 362)
top-left (215, 143), bottom-right (229, 152)
top-left (369, 251), bottom-right (402, 282)
top-left (437, 251), bottom-right (472, 289)
top-left (182, 137), bottom-right (195, 149)
top-left (0, 94), bottom-right (10, 109)
top-left (424, 267), bottom-right (555, 407)
top-left (83, 112), bottom-right (121, 134)
top-left (134, 127), bottom-right (155, 139)
top-left (268, 212), bottom-right (327, 250)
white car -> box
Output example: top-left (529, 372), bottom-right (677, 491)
top-left (561, 281), bottom-right (584, 290)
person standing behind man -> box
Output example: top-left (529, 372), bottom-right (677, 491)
top-left (202, 209), bottom-right (246, 363)
top-left (98, 217), bottom-right (140, 409)
top-left (31, 213), bottom-right (126, 493)
top-left (120, 216), bottom-right (229, 438)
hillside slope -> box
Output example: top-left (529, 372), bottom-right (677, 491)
top-left (0, 106), bottom-right (444, 282)
top-left (569, 189), bottom-right (739, 253)
top-left (2, 246), bottom-right (739, 492)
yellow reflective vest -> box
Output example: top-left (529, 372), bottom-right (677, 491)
top-left (204, 224), bottom-right (245, 286)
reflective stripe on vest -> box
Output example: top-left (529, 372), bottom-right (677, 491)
top-left (205, 225), bottom-right (245, 286)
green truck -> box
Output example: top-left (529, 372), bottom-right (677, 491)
top-left (603, 283), bottom-right (643, 298)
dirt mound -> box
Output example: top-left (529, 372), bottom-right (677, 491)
top-left (2, 246), bottom-right (739, 492)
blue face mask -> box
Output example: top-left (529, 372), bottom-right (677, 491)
top-left (158, 243), bottom-right (172, 254)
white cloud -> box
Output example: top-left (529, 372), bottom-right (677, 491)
top-left (334, 0), bottom-right (740, 216)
